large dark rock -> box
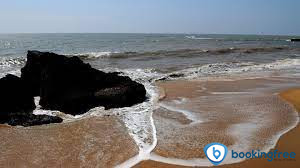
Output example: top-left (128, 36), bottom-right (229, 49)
top-left (0, 74), bottom-right (63, 126)
top-left (21, 50), bottom-right (147, 115)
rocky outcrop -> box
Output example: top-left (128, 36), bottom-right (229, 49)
top-left (0, 74), bottom-right (62, 126)
top-left (21, 51), bottom-right (146, 115)
top-left (0, 50), bottom-right (146, 126)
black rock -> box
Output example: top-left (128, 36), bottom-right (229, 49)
top-left (0, 74), bottom-right (63, 126)
top-left (21, 51), bottom-right (45, 96)
top-left (0, 74), bottom-right (35, 117)
top-left (169, 73), bottom-right (184, 78)
top-left (1, 114), bottom-right (63, 127)
top-left (291, 38), bottom-right (300, 42)
top-left (22, 51), bottom-right (147, 115)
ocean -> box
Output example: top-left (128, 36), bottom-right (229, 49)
top-left (1, 33), bottom-right (300, 167)
top-left (1, 33), bottom-right (300, 75)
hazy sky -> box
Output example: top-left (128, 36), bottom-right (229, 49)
top-left (0, 0), bottom-right (299, 35)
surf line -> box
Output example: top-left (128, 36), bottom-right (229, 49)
top-left (115, 104), bottom-right (158, 168)
top-left (115, 104), bottom-right (214, 167)
top-left (117, 113), bottom-right (300, 168)
top-left (115, 98), bottom-right (300, 168)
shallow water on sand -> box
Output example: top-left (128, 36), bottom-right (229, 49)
top-left (149, 78), bottom-right (300, 166)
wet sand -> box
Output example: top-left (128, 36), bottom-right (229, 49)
top-left (136, 78), bottom-right (300, 168)
top-left (0, 116), bottom-right (138, 168)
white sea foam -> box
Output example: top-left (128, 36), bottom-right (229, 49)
top-left (166, 58), bottom-right (300, 80)
top-left (0, 57), bottom-right (25, 78)
top-left (95, 68), bottom-right (161, 168)
top-left (73, 51), bottom-right (117, 58)
top-left (0, 69), bottom-right (21, 78)
top-left (33, 97), bottom-right (60, 117)
top-left (0, 57), bottom-right (26, 66)
top-left (109, 68), bottom-right (160, 151)
top-left (186, 36), bottom-right (214, 40)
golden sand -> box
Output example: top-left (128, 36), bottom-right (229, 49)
top-left (0, 116), bottom-right (138, 168)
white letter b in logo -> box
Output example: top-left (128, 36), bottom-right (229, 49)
top-left (204, 143), bottom-right (228, 165)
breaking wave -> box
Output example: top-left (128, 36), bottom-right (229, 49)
top-left (0, 57), bottom-right (25, 78)
top-left (185, 36), bottom-right (215, 40)
top-left (76, 47), bottom-right (295, 60)
top-left (160, 58), bottom-right (300, 80)
top-left (0, 57), bottom-right (26, 66)
top-left (70, 51), bottom-right (117, 59)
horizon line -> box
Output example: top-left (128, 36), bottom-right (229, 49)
top-left (0, 32), bottom-right (299, 37)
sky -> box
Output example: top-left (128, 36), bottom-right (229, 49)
top-left (0, 0), bottom-right (299, 35)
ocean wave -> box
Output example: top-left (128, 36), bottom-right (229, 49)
top-left (0, 57), bottom-right (26, 66)
top-left (0, 57), bottom-right (25, 78)
top-left (185, 36), bottom-right (214, 40)
top-left (162, 58), bottom-right (300, 80)
top-left (94, 58), bottom-right (300, 82)
top-left (70, 51), bottom-right (117, 59)
top-left (75, 46), bottom-right (293, 60)
top-left (0, 69), bottom-right (21, 78)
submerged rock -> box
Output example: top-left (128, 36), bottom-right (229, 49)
top-left (22, 50), bottom-right (147, 115)
top-left (0, 74), bottom-right (63, 126)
